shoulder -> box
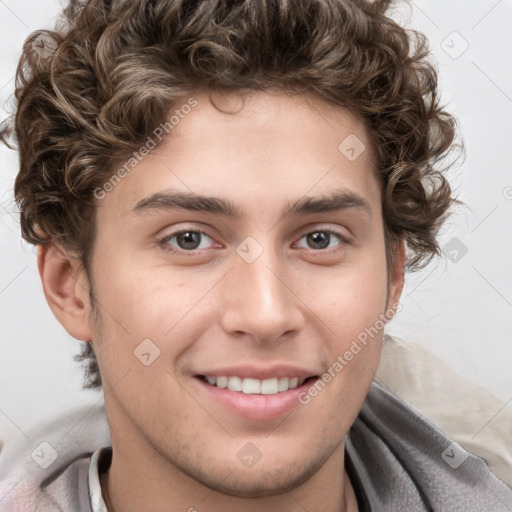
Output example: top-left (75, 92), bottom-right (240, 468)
top-left (347, 380), bottom-right (512, 511)
top-left (377, 334), bottom-right (512, 486)
top-left (0, 403), bottom-right (110, 512)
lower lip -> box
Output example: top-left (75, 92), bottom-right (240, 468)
top-left (194, 377), bottom-right (316, 420)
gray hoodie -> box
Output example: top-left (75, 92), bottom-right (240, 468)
top-left (0, 382), bottom-right (511, 511)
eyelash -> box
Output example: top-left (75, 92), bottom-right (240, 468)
top-left (157, 228), bottom-right (348, 255)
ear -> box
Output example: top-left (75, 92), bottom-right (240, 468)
top-left (386, 239), bottom-right (406, 315)
top-left (37, 244), bottom-right (93, 341)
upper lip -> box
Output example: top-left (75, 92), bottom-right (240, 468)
top-left (196, 364), bottom-right (318, 380)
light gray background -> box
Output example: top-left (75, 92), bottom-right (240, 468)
top-left (1, 0), bottom-right (511, 447)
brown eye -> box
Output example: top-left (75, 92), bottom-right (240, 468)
top-left (307, 232), bottom-right (330, 249)
top-left (159, 230), bottom-right (215, 253)
top-left (176, 231), bottom-right (202, 250)
top-left (296, 230), bottom-right (345, 251)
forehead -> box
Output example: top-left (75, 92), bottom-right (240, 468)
top-left (100, 89), bottom-right (380, 219)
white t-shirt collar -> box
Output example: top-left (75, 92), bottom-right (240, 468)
top-left (88, 447), bottom-right (111, 512)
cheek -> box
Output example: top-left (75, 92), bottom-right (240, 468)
top-left (90, 251), bottom-right (189, 334)
top-left (317, 259), bottom-right (389, 377)
top-left (320, 257), bottom-right (389, 330)
top-left (87, 256), bottom-right (211, 382)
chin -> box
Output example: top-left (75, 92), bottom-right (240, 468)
top-left (197, 462), bottom-right (320, 498)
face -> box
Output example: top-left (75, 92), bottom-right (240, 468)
top-left (75, 89), bottom-right (403, 497)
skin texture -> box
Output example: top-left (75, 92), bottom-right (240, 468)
top-left (39, 89), bottom-right (405, 512)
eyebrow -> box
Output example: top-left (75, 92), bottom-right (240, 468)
top-left (132, 189), bottom-right (372, 219)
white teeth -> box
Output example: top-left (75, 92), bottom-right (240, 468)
top-left (261, 378), bottom-right (279, 395)
top-left (242, 378), bottom-right (261, 394)
top-left (278, 377), bottom-right (290, 392)
top-left (227, 376), bottom-right (243, 392)
top-left (203, 375), bottom-right (308, 394)
top-left (216, 376), bottom-right (228, 388)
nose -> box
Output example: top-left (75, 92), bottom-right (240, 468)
top-left (219, 244), bottom-right (305, 344)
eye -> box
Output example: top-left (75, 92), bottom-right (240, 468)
top-left (295, 230), bottom-right (346, 251)
top-left (158, 228), bottom-right (347, 255)
top-left (158, 229), bottom-right (216, 253)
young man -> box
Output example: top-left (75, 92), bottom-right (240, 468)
top-left (0, 0), bottom-right (510, 511)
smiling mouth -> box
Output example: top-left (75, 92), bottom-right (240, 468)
top-left (196, 375), bottom-right (318, 395)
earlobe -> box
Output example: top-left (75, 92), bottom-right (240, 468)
top-left (37, 244), bottom-right (93, 341)
top-left (387, 239), bottom-right (406, 312)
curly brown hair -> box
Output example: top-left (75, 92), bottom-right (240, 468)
top-left (0, 0), bottom-right (462, 389)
